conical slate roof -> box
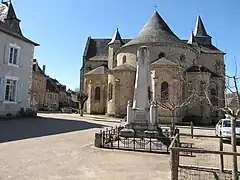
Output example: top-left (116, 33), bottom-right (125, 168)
top-left (108, 28), bottom-right (124, 45)
top-left (187, 31), bottom-right (197, 44)
top-left (194, 16), bottom-right (209, 37)
top-left (123, 11), bottom-right (180, 47)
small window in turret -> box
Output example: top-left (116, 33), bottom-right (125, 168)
top-left (122, 55), bottom-right (126, 64)
top-left (159, 52), bottom-right (165, 59)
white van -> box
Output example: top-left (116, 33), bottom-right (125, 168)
top-left (215, 119), bottom-right (240, 139)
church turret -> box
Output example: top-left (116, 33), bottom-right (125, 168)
top-left (193, 16), bottom-right (212, 45)
top-left (108, 28), bottom-right (123, 69)
top-left (187, 31), bottom-right (197, 45)
top-left (2, 0), bottom-right (22, 34)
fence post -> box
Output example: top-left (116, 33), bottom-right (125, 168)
top-left (219, 137), bottom-right (224, 173)
top-left (190, 121), bottom-right (193, 139)
top-left (170, 147), bottom-right (179, 180)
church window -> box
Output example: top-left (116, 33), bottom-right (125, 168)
top-left (180, 54), bottom-right (186, 61)
top-left (95, 86), bottom-right (100, 101)
top-left (158, 52), bottom-right (165, 59)
top-left (211, 88), bottom-right (218, 106)
top-left (200, 81), bottom-right (205, 96)
top-left (108, 83), bottom-right (113, 100)
top-left (122, 55), bottom-right (126, 64)
top-left (161, 81), bottom-right (169, 103)
top-left (188, 81), bottom-right (193, 94)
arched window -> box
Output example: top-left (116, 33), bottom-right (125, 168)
top-left (108, 83), bottom-right (113, 100)
top-left (95, 86), bottom-right (100, 101)
top-left (159, 52), bottom-right (165, 59)
top-left (161, 82), bottom-right (169, 103)
top-left (211, 88), bottom-right (218, 106)
top-left (122, 55), bottom-right (126, 64)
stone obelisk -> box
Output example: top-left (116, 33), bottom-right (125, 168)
top-left (132, 46), bottom-right (150, 110)
top-left (120, 46), bottom-right (158, 137)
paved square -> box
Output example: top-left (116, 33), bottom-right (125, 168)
top-left (0, 113), bottom-right (171, 180)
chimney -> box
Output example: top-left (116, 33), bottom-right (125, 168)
top-left (42, 65), bottom-right (46, 74)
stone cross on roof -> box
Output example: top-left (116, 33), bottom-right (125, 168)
top-left (153, 4), bottom-right (157, 11)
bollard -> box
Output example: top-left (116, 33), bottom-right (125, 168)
top-left (94, 132), bottom-right (102, 148)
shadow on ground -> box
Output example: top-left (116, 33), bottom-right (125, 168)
top-left (0, 117), bottom-right (105, 143)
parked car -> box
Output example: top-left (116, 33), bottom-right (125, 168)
top-left (215, 119), bottom-right (240, 140)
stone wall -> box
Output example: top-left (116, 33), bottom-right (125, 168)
top-left (85, 75), bottom-right (107, 114)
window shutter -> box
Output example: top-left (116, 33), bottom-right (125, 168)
top-left (4, 44), bottom-right (9, 64)
top-left (0, 77), bottom-right (5, 102)
top-left (18, 48), bottom-right (23, 67)
top-left (17, 81), bottom-right (23, 102)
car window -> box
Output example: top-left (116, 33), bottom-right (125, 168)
top-left (223, 120), bottom-right (231, 127)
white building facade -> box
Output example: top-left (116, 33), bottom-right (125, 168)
top-left (0, 1), bottom-right (39, 117)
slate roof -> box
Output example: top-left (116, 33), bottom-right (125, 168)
top-left (108, 28), bottom-right (124, 45)
top-left (111, 64), bottom-right (136, 71)
top-left (85, 65), bottom-right (108, 75)
top-left (46, 78), bottom-right (60, 93)
top-left (32, 59), bottom-right (45, 76)
top-left (84, 37), bottom-right (131, 61)
top-left (123, 11), bottom-right (181, 47)
top-left (0, 1), bottom-right (39, 46)
top-left (194, 16), bottom-right (209, 37)
top-left (186, 66), bottom-right (221, 78)
top-left (151, 57), bottom-right (177, 66)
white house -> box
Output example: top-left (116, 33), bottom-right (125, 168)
top-left (0, 1), bottom-right (39, 117)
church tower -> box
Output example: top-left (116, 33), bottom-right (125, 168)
top-left (108, 28), bottom-right (124, 69)
top-left (193, 16), bottom-right (212, 45)
top-left (107, 28), bottom-right (124, 116)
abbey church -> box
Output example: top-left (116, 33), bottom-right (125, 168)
top-left (80, 11), bottom-right (225, 124)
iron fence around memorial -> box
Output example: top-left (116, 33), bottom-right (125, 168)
top-left (99, 126), bottom-right (171, 153)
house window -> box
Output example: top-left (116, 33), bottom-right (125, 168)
top-left (9, 45), bottom-right (20, 65)
top-left (122, 55), bottom-right (126, 64)
top-left (161, 81), bottom-right (169, 103)
top-left (108, 83), bottom-right (113, 100)
top-left (50, 94), bottom-right (52, 100)
top-left (47, 93), bottom-right (50, 99)
top-left (95, 86), bottom-right (100, 101)
top-left (5, 79), bottom-right (17, 102)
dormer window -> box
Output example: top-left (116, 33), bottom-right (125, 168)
top-left (158, 52), bottom-right (165, 59)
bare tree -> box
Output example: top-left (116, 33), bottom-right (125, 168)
top-left (155, 62), bottom-right (198, 135)
top-left (76, 91), bottom-right (88, 117)
top-left (198, 62), bottom-right (240, 180)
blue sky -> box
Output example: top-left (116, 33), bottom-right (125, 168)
top-left (14, 0), bottom-right (240, 90)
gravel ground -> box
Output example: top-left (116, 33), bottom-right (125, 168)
top-left (0, 113), bottom-right (171, 180)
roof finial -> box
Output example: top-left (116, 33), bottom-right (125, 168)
top-left (153, 4), bottom-right (157, 11)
